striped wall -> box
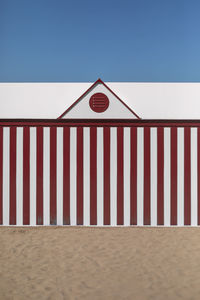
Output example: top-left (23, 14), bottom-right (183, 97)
top-left (0, 125), bottom-right (200, 226)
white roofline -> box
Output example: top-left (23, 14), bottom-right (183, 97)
top-left (1, 82), bottom-right (200, 119)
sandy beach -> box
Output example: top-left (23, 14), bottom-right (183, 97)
top-left (0, 227), bottom-right (200, 300)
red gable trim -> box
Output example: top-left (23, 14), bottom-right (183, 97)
top-left (58, 79), bottom-right (140, 119)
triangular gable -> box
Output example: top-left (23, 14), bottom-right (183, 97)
top-left (58, 79), bottom-right (140, 119)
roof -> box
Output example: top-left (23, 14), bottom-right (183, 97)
top-left (1, 82), bottom-right (200, 119)
top-left (58, 79), bottom-right (140, 119)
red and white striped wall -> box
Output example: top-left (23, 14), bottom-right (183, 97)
top-left (0, 121), bottom-right (200, 226)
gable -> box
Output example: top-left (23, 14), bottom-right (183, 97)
top-left (59, 79), bottom-right (140, 119)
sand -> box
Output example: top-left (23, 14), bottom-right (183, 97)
top-left (0, 227), bottom-right (200, 300)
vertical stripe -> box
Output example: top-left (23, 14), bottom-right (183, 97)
top-left (124, 127), bottom-right (130, 226)
top-left (117, 127), bottom-right (124, 225)
top-left (177, 128), bottom-right (184, 226)
top-left (150, 128), bottom-right (157, 226)
top-left (77, 127), bottom-right (83, 225)
top-left (164, 128), bottom-right (171, 226)
top-left (50, 127), bottom-right (57, 225)
top-left (130, 127), bottom-right (137, 225)
top-left (137, 127), bottom-right (144, 226)
top-left (184, 127), bottom-right (191, 225)
top-left (110, 127), bottom-right (117, 226)
top-left (70, 127), bottom-right (77, 225)
top-left (97, 127), bottom-right (103, 226)
top-left (63, 127), bottom-right (70, 225)
top-left (157, 127), bottom-right (164, 225)
top-left (90, 127), bottom-right (97, 225)
top-left (171, 127), bottom-right (177, 225)
top-left (36, 127), bottom-right (43, 225)
top-left (57, 127), bottom-right (63, 225)
top-left (103, 127), bottom-right (110, 225)
top-left (30, 127), bottom-right (36, 226)
top-left (191, 128), bottom-right (197, 226)
top-left (23, 127), bottom-right (30, 225)
top-left (83, 127), bottom-right (90, 226)
top-left (198, 128), bottom-right (200, 225)
top-left (9, 127), bottom-right (16, 225)
top-left (3, 127), bottom-right (10, 225)
top-left (0, 127), bottom-right (2, 225)
top-left (43, 127), bottom-right (50, 225)
top-left (16, 128), bottom-right (23, 226)
top-left (144, 127), bottom-right (150, 225)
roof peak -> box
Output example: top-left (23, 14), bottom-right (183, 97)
top-left (58, 79), bottom-right (140, 119)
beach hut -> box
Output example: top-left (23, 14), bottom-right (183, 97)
top-left (0, 79), bottom-right (199, 226)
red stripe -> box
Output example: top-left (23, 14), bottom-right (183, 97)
top-left (117, 127), bottom-right (124, 225)
top-left (3, 120), bottom-right (200, 128)
top-left (104, 127), bottom-right (110, 225)
top-left (130, 127), bottom-right (137, 225)
top-left (77, 127), bottom-right (83, 225)
top-left (0, 127), bottom-right (3, 224)
top-left (144, 127), bottom-right (150, 225)
top-left (36, 127), bottom-right (43, 225)
top-left (50, 127), bottom-right (57, 225)
top-left (157, 127), bottom-right (164, 225)
top-left (198, 128), bottom-right (200, 225)
top-left (171, 127), bottom-right (177, 225)
top-left (90, 127), bottom-right (97, 225)
top-left (10, 127), bottom-right (17, 225)
top-left (23, 127), bottom-right (30, 225)
top-left (184, 127), bottom-right (191, 225)
top-left (63, 127), bottom-right (70, 225)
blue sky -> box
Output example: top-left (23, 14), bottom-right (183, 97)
top-left (0, 0), bottom-right (200, 82)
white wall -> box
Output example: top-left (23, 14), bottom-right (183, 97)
top-left (0, 82), bottom-right (200, 119)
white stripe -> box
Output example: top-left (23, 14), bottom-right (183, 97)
top-left (43, 127), bottom-right (50, 225)
top-left (30, 127), bottom-right (36, 226)
top-left (3, 127), bottom-right (10, 225)
top-left (16, 127), bottom-right (23, 226)
top-left (83, 127), bottom-right (90, 226)
top-left (124, 127), bottom-right (130, 226)
top-left (164, 128), bottom-right (171, 226)
top-left (97, 127), bottom-right (103, 226)
top-left (70, 127), bottom-right (77, 225)
top-left (110, 127), bottom-right (117, 226)
top-left (150, 128), bottom-right (157, 226)
top-left (57, 127), bottom-right (63, 225)
top-left (137, 127), bottom-right (144, 226)
top-left (177, 128), bottom-right (184, 226)
top-left (191, 128), bottom-right (197, 226)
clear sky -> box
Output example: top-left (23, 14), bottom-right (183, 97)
top-left (0, 0), bottom-right (200, 82)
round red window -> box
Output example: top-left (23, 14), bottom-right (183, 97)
top-left (89, 93), bottom-right (109, 113)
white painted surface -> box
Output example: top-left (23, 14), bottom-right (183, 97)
top-left (43, 127), bottom-right (50, 225)
top-left (1, 82), bottom-right (200, 119)
top-left (83, 127), bottom-right (90, 226)
top-left (3, 127), bottom-right (10, 225)
top-left (110, 127), bottom-right (117, 226)
top-left (150, 128), bottom-right (157, 226)
top-left (16, 127), bottom-right (23, 226)
top-left (97, 127), bottom-right (104, 226)
top-left (137, 127), bottom-right (144, 226)
top-left (177, 128), bottom-right (184, 226)
top-left (124, 127), bottom-right (131, 226)
top-left (70, 127), bottom-right (77, 225)
top-left (191, 128), bottom-right (198, 226)
top-left (30, 127), bottom-right (36, 226)
top-left (164, 128), bottom-right (171, 226)
top-left (57, 127), bottom-right (63, 225)
top-left (61, 82), bottom-right (136, 119)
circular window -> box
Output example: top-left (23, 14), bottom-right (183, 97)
top-left (89, 93), bottom-right (109, 113)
